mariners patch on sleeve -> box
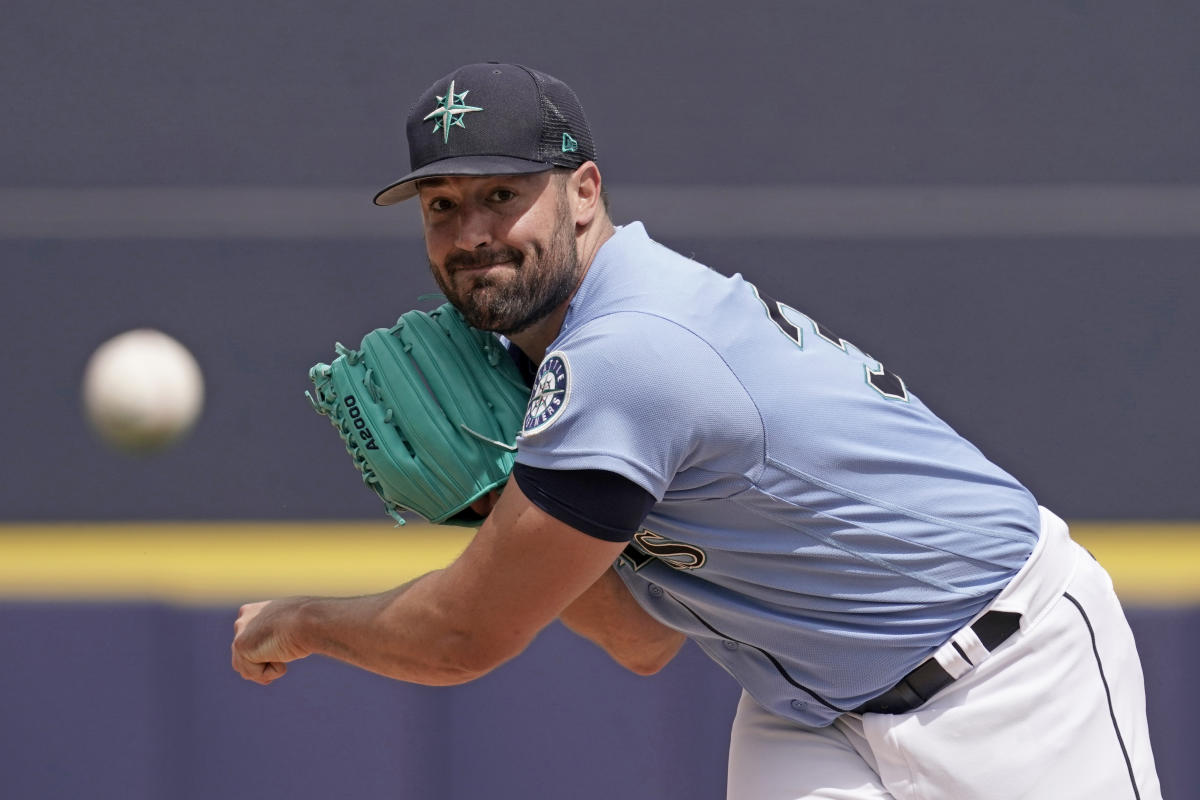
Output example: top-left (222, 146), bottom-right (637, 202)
top-left (523, 351), bottom-right (571, 435)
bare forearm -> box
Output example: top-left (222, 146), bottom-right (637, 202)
top-left (232, 485), bottom-right (631, 687)
top-left (559, 567), bottom-right (686, 675)
top-left (288, 571), bottom-right (517, 686)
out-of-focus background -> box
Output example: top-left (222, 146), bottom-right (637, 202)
top-left (2, 1), bottom-right (1198, 797)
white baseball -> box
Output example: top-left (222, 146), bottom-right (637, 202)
top-left (82, 329), bottom-right (205, 453)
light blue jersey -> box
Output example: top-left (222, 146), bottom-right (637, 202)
top-left (515, 223), bottom-right (1041, 727)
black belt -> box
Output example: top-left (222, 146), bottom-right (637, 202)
top-left (854, 610), bottom-right (1022, 715)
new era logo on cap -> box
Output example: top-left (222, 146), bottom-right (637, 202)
top-left (373, 63), bottom-right (597, 206)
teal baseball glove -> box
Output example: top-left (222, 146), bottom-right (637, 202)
top-left (307, 303), bottom-right (531, 526)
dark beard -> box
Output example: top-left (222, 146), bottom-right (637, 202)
top-left (431, 202), bottom-right (582, 336)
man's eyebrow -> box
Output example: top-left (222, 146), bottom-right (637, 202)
top-left (415, 177), bottom-right (448, 190)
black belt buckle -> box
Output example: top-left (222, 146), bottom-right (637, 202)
top-left (853, 610), bottom-right (1021, 715)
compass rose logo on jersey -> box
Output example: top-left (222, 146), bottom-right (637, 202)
top-left (423, 80), bottom-right (483, 143)
top-left (523, 352), bottom-right (570, 435)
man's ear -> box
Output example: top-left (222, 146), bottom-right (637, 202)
top-left (570, 162), bottom-right (603, 227)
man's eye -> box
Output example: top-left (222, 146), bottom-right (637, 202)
top-left (428, 198), bottom-right (454, 212)
top-left (489, 189), bottom-right (516, 203)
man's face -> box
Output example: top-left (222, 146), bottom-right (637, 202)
top-left (417, 171), bottom-right (581, 336)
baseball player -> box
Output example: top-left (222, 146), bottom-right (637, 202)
top-left (232, 63), bottom-right (1161, 799)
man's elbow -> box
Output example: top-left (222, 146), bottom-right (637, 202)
top-left (614, 633), bottom-right (686, 676)
top-left (621, 654), bottom-right (672, 676)
top-left (435, 628), bottom-right (532, 684)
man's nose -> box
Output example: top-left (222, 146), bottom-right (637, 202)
top-left (453, 204), bottom-right (493, 251)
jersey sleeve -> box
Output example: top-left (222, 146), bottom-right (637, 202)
top-left (514, 312), bottom-right (760, 500)
top-left (512, 463), bottom-right (656, 541)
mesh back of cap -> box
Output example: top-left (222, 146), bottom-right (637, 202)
top-left (526, 68), bottom-right (597, 168)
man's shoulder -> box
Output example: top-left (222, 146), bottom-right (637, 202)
top-left (555, 310), bottom-right (720, 376)
top-left (587, 222), bottom-right (724, 291)
top-left (570, 233), bottom-right (744, 339)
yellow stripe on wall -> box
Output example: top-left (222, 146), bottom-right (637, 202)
top-left (0, 522), bottom-right (474, 606)
top-left (0, 521), bottom-right (1196, 606)
top-left (1070, 522), bottom-right (1200, 605)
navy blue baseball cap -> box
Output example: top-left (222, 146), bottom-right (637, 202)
top-left (373, 63), bottom-right (597, 206)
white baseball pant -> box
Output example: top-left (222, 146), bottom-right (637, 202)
top-left (727, 507), bottom-right (1161, 800)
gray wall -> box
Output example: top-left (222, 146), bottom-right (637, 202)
top-left (1, 1), bottom-right (1197, 798)
top-left (4, 0), bottom-right (1198, 522)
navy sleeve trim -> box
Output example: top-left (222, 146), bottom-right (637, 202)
top-left (512, 463), bottom-right (656, 542)
top-left (505, 341), bottom-right (539, 388)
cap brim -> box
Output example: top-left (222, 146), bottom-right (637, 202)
top-left (373, 155), bottom-right (555, 206)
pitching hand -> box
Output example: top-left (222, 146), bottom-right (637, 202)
top-left (231, 598), bottom-right (311, 685)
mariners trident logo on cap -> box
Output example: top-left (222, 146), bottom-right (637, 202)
top-left (423, 80), bottom-right (483, 143)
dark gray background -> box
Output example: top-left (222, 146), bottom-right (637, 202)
top-left (3, 0), bottom-right (1197, 521)
top-left (5, 1), bottom-right (1199, 186)
top-left (1, 2), bottom-right (1196, 798)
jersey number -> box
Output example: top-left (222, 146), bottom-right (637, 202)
top-left (756, 288), bottom-right (909, 402)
